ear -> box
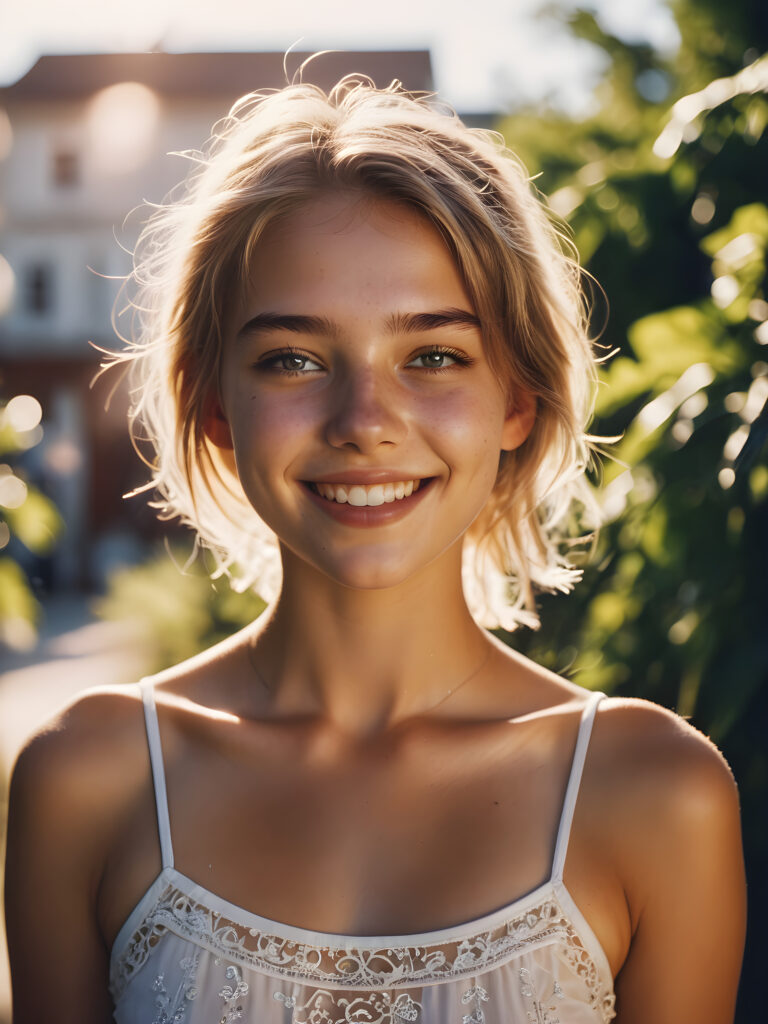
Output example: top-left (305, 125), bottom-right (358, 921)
top-left (203, 395), bottom-right (234, 451)
top-left (501, 388), bottom-right (537, 452)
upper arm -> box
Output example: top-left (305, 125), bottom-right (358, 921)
top-left (4, 688), bottom-right (141, 1023)
top-left (611, 706), bottom-right (746, 1024)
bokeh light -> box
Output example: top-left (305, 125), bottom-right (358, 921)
top-left (0, 467), bottom-right (28, 509)
top-left (86, 81), bottom-right (160, 176)
top-left (3, 394), bottom-right (42, 433)
top-left (691, 194), bottom-right (715, 224)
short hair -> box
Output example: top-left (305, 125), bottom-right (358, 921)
top-left (114, 75), bottom-right (600, 630)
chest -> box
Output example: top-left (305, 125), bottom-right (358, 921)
top-left (194, 727), bottom-right (564, 908)
top-left (100, 715), bottom-right (621, 969)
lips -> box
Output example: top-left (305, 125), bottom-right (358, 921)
top-left (302, 477), bottom-right (435, 526)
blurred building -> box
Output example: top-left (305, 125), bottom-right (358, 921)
top-left (0, 50), bottom-right (433, 589)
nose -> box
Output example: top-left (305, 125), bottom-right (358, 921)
top-left (324, 365), bottom-right (408, 453)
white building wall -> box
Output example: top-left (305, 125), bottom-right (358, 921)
top-left (0, 85), bottom-right (226, 586)
top-left (1, 92), bottom-right (225, 353)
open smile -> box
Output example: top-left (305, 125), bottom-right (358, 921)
top-left (302, 477), bottom-right (436, 526)
top-left (309, 479), bottom-right (422, 506)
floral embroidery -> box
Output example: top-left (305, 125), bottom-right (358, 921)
top-left (218, 964), bottom-right (249, 1023)
top-left (392, 993), bottom-right (421, 1021)
top-left (461, 984), bottom-right (490, 1023)
top-left (151, 973), bottom-right (170, 1024)
top-left (269, 988), bottom-right (422, 1023)
top-left (150, 952), bottom-right (199, 1023)
top-left (519, 967), bottom-right (561, 1024)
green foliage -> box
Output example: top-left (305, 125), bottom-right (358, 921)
top-left (3, 489), bottom-right (61, 555)
top-left (0, 394), bottom-right (63, 649)
top-left (95, 549), bottom-right (267, 673)
top-left (508, 101), bottom-right (768, 740)
top-left (497, 2), bottom-right (768, 728)
top-left (0, 558), bottom-right (39, 627)
top-left (498, 7), bottom-right (766, 1015)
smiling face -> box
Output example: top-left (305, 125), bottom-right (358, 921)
top-left (211, 192), bottom-right (533, 592)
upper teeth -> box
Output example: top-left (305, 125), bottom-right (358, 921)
top-left (315, 481), bottom-right (420, 506)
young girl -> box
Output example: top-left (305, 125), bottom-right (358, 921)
top-left (5, 77), bottom-right (745, 1024)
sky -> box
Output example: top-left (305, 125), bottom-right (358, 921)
top-left (0, 0), bottom-right (680, 113)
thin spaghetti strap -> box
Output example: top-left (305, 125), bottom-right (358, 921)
top-left (139, 680), bottom-right (175, 870)
top-left (551, 691), bottom-right (604, 882)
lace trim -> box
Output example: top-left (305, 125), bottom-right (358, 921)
top-left (110, 884), bottom-right (615, 1021)
top-left (273, 987), bottom-right (424, 1023)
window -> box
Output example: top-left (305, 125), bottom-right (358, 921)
top-left (25, 264), bottom-right (54, 315)
top-left (52, 148), bottom-right (79, 187)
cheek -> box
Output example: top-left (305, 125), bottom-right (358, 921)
top-left (428, 389), bottom-right (508, 469)
top-left (227, 391), bottom-right (317, 479)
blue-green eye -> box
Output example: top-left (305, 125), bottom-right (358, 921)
top-left (407, 349), bottom-right (463, 370)
top-left (258, 350), bottom-right (323, 374)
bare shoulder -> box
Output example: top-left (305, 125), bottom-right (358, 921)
top-left (581, 703), bottom-right (745, 1019)
top-left (5, 686), bottom-right (151, 1019)
top-left (585, 696), bottom-right (743, 904)
top-left (590, 696), bottom-right (738, 810)
top-left (9, 684), bottom-right (148, 847)
top-left (486, 640), bottom-right (738, 823)
top-left (12, 683), bottom-right (145, 778)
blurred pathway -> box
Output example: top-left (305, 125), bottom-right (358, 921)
top-left (0, 594), bottom-right (149, 1023)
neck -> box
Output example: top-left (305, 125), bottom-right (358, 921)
top-left (249, 545), bottom-right (493, 736)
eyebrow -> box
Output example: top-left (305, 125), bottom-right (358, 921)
top-left (237, 307), bottom-right (481, 338)
top-left (386, 309), bottom-right (482, 334)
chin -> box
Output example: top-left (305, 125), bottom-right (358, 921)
top-left (314, 540), bottom-right (464, 595)
top-left (278, 529), bottom-right (466, 594)
top-left (323, 561), bottom-right (417, 593)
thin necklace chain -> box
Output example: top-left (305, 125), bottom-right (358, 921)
top-left (247, 637), bottom-right (491, 716)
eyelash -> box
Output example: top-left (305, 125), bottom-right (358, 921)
top-left (254, 344), bottom-right (474, 376)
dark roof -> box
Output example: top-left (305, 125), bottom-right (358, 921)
top-left (1, 50), bottom-right (433, 102)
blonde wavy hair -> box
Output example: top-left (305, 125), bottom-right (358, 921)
top-left (114, 75), bottom-right (600, 630)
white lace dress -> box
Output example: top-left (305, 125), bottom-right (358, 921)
top-left (109, 686), bottom-right (616, 1024)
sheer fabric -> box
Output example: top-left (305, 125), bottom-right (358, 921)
top-left (109, 685), bottom-right (615, 1023)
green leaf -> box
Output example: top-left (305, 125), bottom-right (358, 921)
top-left (0, 557), bottom-right (39, 624)
top-left (4, 487), bottom-right (63, 554)
top-left (701, 203), bottom-right (768, 256)
top-left (597, 305), bottom-right (741, 417)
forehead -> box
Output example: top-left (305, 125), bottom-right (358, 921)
top-left (237, 192), bottom-right (475, 320)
